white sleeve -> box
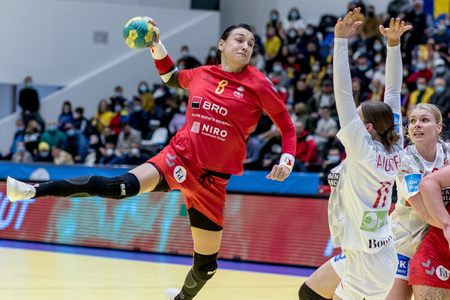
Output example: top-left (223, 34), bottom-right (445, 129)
top-left (333, 38), bottom-right (358, 128)
top-left (336, 115), bottom-right (373, 160)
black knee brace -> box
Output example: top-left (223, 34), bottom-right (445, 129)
top-left (35, 173), bottom-right (140, 200)
top-left (298, 283), bottom-right (332, 300)
top-left (192, 251), bottom-right (218, 281)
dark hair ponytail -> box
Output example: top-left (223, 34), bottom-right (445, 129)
top-left (216, 23), bottom-right (253, 64)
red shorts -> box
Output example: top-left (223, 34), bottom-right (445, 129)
top-left (148, 144), bottom-right (229, 227)
top-left (409, 229), bottom-right (450, 289)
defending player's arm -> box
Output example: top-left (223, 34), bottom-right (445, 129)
top-left (407, 193), bottom-right (443, 228)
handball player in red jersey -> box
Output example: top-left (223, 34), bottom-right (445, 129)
top-left (7, 18), bottom-right (297, 300)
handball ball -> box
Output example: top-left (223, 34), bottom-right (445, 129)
top-left (123, 17), bottom-right (156, 49)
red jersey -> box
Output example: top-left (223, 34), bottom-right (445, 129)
top-left (170, 64), bottom-right (294, 175)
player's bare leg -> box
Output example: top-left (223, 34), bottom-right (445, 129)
top-left (386, 278), bottom-right (413, 300)
top-left (412, 285), bottom-right (450, 300)
top-left (303, 260), bottom-right (340, 299)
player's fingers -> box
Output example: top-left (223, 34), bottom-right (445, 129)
top-left (390, 18), bottom-right (394, 29)
top-left (404, 24), bottom-right (413, 32)
top-left (379, 25), bottom-right (387, 36)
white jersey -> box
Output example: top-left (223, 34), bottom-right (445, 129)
top-left (328, 117), bottom-right (404, 253)
top-left (391, 141), bottom-right (450, 258)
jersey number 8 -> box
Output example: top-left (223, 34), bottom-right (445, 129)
top-left (215, 80), bottom-right (228, 94)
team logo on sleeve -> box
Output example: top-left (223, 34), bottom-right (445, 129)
top-left (437, 266), bottom-right (450, 281)
top-left (191, 96), bottom-right (203, 109)
top-left (405, 174), bottom-right (421, 193)
top-left (174, 166), bottom-right (187, 183)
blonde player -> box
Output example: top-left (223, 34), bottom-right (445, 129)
top-left (298, 11), bottom-right (407, 300)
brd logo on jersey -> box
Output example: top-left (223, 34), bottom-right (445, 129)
top-left (174, 166), bottom-right (187, 183)
top-left (405, 174), bottom-right (421, 193)
top-left (360, 210), bottom-right (388, 232)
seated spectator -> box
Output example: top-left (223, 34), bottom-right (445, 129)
top-left (123, 143), bottom-right (149, 165)
top-left (276, 45), bottom-right (290, 66)
top-left (63, 123), bottom-right (88, 163)
top-left (109, 102), bottom-right (128, 135)
top-left (293, 121), bottom-right (317, 172)
top-left (271, 78), bottom-right (289, 104)
top-left (58, 101), bottom-right (74, 131)
top-left (73, 107), bottom-right (92, 138)
top-left (370, 39), bottom-right (386, 67)
top-left (407, 57), bottom-right (433, 85)
top-left (284, 52), bottom-right (301, 83)
top-left (258, 129), bottom-right (282, 171)
top-left (84, 135), bottom-right (103, 166)
top-left (249, 46), bottom-right (266, 73)
top-left (266, 9), bottom-right (283, 37)
top-left (268, 60), bottom-right (289, 88)
top-left (285, 27), bottom-right (300, 54)
top-left (99, 126), bottom-right (117, 146)
top-left (252, 110), bottom-right (273, 136)
top-left (116, 122), bottom-right (141, 156)
top-left (129, 97), bottom-right (151, 138)
top-left (205, 46), bottom-right (218, 65)
top-left (293, 80), bottom-right (313, 105)
top-left (307, 80), bottom-right (336, 118)
top-left (429, 78), bottom-right (450, 116)
top-left (243, 136), bottom-right (264, 170)
top-left (265, 26), bottom-right (282, 73)
top-left (305, 61), bottom-right (325, 91)
top-left (303, 42), bottom-right (322, 72)
top-left (11, 141), bottom-right (33, 164)
top-left (110, 85), bottom-right (127, 109)
top-left (372, 61), bottom-right (386, 86)
top-left (23, 119), bottom-right (41, 157)
top-left (313, 107), bottom-right (338, 162)
top-left (361, 5), bottom-right (381, 49)
top-left (432, 19), bottom-right (450, 50)
top-left (168, 101), bottom-right (187, 136)
top-left (52, 145), bottom-right (74, 165)
top-left (296, 24), bottom-right (320, 58)
top-left (384, 0), bottom-right (410, 21)
top-left (8, 119), bottom-right (25, 158)
top-left (322, 147), bottom-right (343, 185)
top-left (407, 77), bottom-right (434, 113)
top-left (99, 141), bottom-right (124, 165)
top-left (281, 7), bottom-right (305, 41)
top-left (34, 142), bottom-right (53, 163)
top-left (177, 45), bottom-right (201, 69)
top-left (92, 99), bottom-right (114, 134)
top-left (367, 78), bottom-right (385, 102)
top-left (40, 121), bottom-right (67, 150)
top-left (137, 81), bottom-right (155, 113)
top-left (352, 77), bottom-right (369, 106)
top-left (320, 63), bottom-right (334, 86)
top-left (400, 82), bottom-right (411, 121)
top-left (431, 58), bottom-right (450, 87)
top-left (351, 56), bottom-right (373, 91)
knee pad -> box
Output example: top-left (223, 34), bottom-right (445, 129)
top-left (97, 173), bottom-right (140, 199)
top-left (299, 283), bottom-right (331, 300)
top-left (192, 252), bottom-right (218, 282)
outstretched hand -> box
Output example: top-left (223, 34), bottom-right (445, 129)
top-left (144, 16), bottom-right (161, 47)
top-left (334, 8), bottom-right (363, 39)
top-left (379, 18), bottom-right (412, 46)
top-left (266, 165), bottom-right (290, 182)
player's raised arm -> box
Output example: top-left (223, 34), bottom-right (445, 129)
top-left (333, 8), bottom-right (362, 128)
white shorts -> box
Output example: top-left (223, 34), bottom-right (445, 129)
top-left (334, 241), bottom-right (398, 300)
top-left (330, 251), bottom-right (412, 281)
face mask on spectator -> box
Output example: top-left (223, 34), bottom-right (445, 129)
top-left (417, 84), bottom-right (426, 91)
top-left (115, 92), bottom-right (122, 98)
top-left (114, 105), bottom-right (122, 112)
top-left (66, 129), bottom-right (75, 136)
top-left (139, 85), bottom-right (148, 93)
top-left (271, 14), bottom-right (277, 21)
top-left (373, 44), bottom-right (383, 51)
top-left (267, 32), bottom-right (275, 39)
top-left (106, 148), bottom-right (114, 157)
top-left (435, 86), bottom-right (445, 93)
top-left (401, 88), bottom-right (408, 95)
top-left (40, 151), bottom-right (49, 158)
top-left (403, 70), bottom-right (409, 77)
top-left (438, 24), bottom-right (447, 31)
top-left (290, 12), bottom-right (298, 19)
top-left (181, 50), bottom-right (189, 57)
top-left (49, 125), bottom-right (56, 132)
top-left (328, 155), bottom-right (341, 164)
top-left (17, 126), bottom-right (24, 131)
top-left (210, 50), bottom-right (216, 57)
top-left (358, 47), bottom-right (366, 54)
top-left (378, 66), bottom-right (385, 73)
top-left (273, 65), bottom-right (282, 72)
top-left (416, 62), bottom-right (425, 70)
top-left (179, 106), bottom-right (187, 113)
top-left (326, 69), bottom-right (333, 75)
top-left (134, 105), bottom-right (142, 112)
top-left (17, 146), bottom-right (25, 152)
top-left (312, 65), bottom-right (320, 72)
top-left (436, 66), bottom-right (446, 74)
top-left (74, 113), bottom-right (80, 119)
top-left (169, 88), bottom-right (178, 95)
top-left (130, 147), bottom-right (140, 157)
top-left (289, 31), bottom-right (297, 38)
top-left (358, 65), bottom-right (368, 71)
top-left (305, 29), bottom-right (314, 36)
top-left (177, 65), bottom-right (185, 70)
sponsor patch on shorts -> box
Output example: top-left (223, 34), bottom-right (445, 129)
top-left (405, 174), bottom-right (421, 193)
top-left (436, 265), bottom-right (450, 281)
top-left (174, 166), bottom-right (187, 183)
top-left (396, 254), bottom-right (410, 277)
top-left (334, 253), bottom-right (346, 262)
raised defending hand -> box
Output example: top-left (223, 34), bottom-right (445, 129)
top-left (334, 7), bottom-right (363, 39)
top-left (144, 16), bottom-right (161, 46)
top-left (379, 18), bottom-right (412, 47)
top-left (266, 165), bottom-right (290, 182)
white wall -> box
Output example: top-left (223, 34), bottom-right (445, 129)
top-left (0, 0), bottom-right (219, 154)
top-left (50, 0), bottom-right (190, 9)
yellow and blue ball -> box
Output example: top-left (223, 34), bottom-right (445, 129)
top-left (123, 17), bottom-right (156, 49)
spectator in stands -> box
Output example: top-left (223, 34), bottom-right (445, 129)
top-left (351, 77), bottom-right (370, 106)
top-left (252, 110), bottom-right (273, 136)
top-left (407, 57), bottom-right (433, 84)
top-left (9, 119), bottom-right (25, 157)
top-left (384, 0), bottom-right (410, 21)
top-left (123, 143), bottom-right (149, 165)
top-left (320, 63), bottom-right (334, 86)
top-left (34, 142), bottom-right (53, 163)
top-left (266, 9), bottom-right (283, 37)
top-left (361, 5), bottom-right (381, 49)
top-left (296, 24), bottom-right (320, 58)
top-left (431, 58), bottom-right (450, 87)
top-left (351, 55), bottom-right (373, 91)
top-left (250, 25), bottom-right (265, 55)
top-left (243, 136), bottom-right (264, 170)
top-left (276, 45), bottom-right (290, 66)
top-left (168, 100), bottom-right (187, 136)
top-left (11, 141), bottom-right (33, 164)
top-left (129, 97), bottom-right (151, 138)
top-left (110, 85), bottom-right (127, 109)
top-left (284, 52), bottom-right (301, 82)
top-left (40, 121), bottom-right (67, 151)
top-left (73, 107), bottom-right (92, 139)
top-left (58, 101), bottom-right (74, 132)
top-left (367, 78), bottom-right (385, 102)
top-left (137, 81), bottom-right (155, 113)
top-left (19, 76), bottom-right (45, 132)
top-left (307, 80), bottom-right (336, 118)
top-left (372, 61), bottom-right (386, 85)
top-left (264, 26), bottom-right (282, 73)
top-left (306, 61), bottom-right (325, 91)
top-left (370, 39), bottom-right (387, 68)
top-left (177, 45), bottom-right (201, 69)
top-left (286, 28), bottom-right (300, 54)
top-left (407, 77), bottom-right (434, 112)
top-left (432, 20), bottom-right (450, 50)
top-left (205, 46), bottom-right (218, 65)
top-left (109, 101), bottom-right (128, 135)
top-left (293, 80), bottom-right (313, 105)
top-left (84, 135), bottom-right (103, 166)
top-left (271, 78), bottom-right (289, 104)
top-left (268, 61), bottom-right (289, 88)
top-left (258, 129), bottom-right (283, 171)
top-left (429, 78), bottom-right (450, 116)
top-left (281, 7), bottom-right (305, 41)
top-left (322, 147), bottom-right (343, 185)
top-left (99, 126), bottom-right (117, 147)
top-left (92, 99), bottom-right (114, 134)
top-left (98, 141), bottom-right (123, 165)
top-left (400, 82), bottom-right (411, 120)
top-left (23, 119), bottom-right (40, 157)
top-left (313, 106), bottom-right (338, 161)
top-left (249, 46), bottom-right (266, 73)
top-left (293, 120), bottom-right (317, 172)
top-left (52, 144), bottom-right (74, 165)
top-left (116, 122), bottom-right (141, 156)
top-left (63, 123), bottom-right (88, 163)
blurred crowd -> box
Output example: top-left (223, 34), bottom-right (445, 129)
top-left (3, 0), bottom-right (450, 186)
